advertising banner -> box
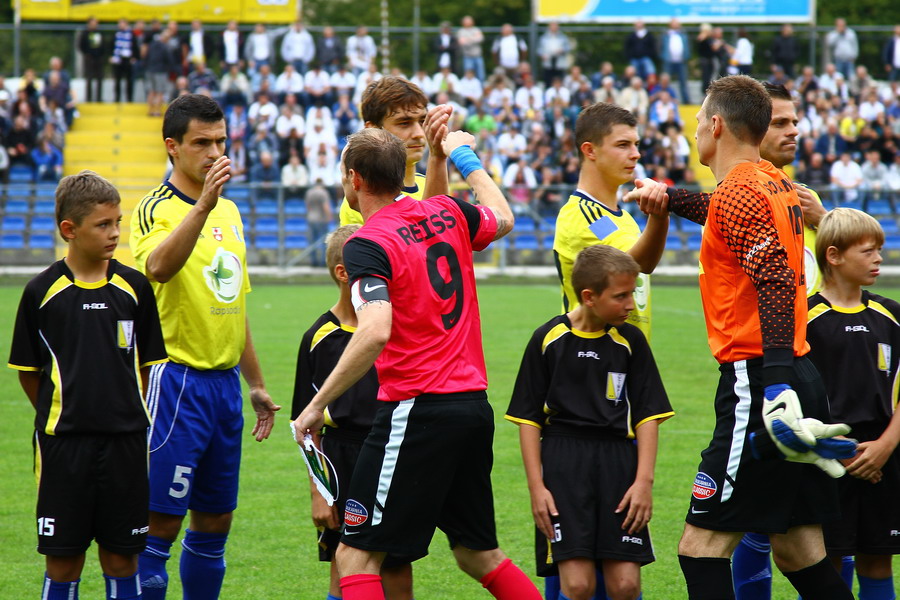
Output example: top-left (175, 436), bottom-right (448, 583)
top-left (19, 0), bottom-right (297, 24)
top-left (534, 0), bottom-right (814, 24)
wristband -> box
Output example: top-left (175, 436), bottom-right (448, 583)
top-left (449, 146), bottom-right (484, 179)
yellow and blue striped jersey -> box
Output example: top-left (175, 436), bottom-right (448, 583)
top-left (131, 181), bottom-right (250, 370)
top-left (552, 190), bottom-right (651, 338)
top-left (338, 173), bottom-right (428, 225)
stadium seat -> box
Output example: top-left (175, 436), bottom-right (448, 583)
top-left (226, 186), bottom-right (251, 200)
top-left (233, 199), bottom-right (252, 215)
top-left (285, 235), bottom-right (309, 249)
top-left (866, 198), bottom-right (894, 216)
top-left (9, 165), bottom-right (33, 183)
top-left (285, 218), bottom-right (307, 233)
top-left (539, 219), bottom-right (556, 233)
top-left (255, 199), bottom-right (278, 215)
top-left (514, 234), bottom-right (541, 251)
top-left (4, 200), bottom-right (29, 215)
top-left (33, 200), bottom-right (55, 216)
top-left (0, 233), bottom-right (25, 248)
top-left (665, 233), bottom-right (684, 251)
top-left (6, 185), bottom-right (33, 201)
top-left (30, 216), bottom-right (56, 233)
top-left (284, 199), bottom-right (307, 215)
top-left (884, 235), bottom-right (900, 251)
top-left (515, 216), bottom-right (536, 231)
top-left (2, 215), bottom-right (27, 231)
top-left (254, 217), bottom-right (279, 233)
top-left (34, 185), bottom-right (56, 199)
top-left (29, 234), bottom-right (55, 249)
top-left (687, 234), bottom-right (703, 251)
top-left (676, 216), bottom-right (703, 234)
top-left (254, 235), bottom-right (279, 250)
top-left (878, 218), bottom-right (899, 236)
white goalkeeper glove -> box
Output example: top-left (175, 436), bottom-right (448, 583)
top-left (762, 384), bottom-right (816, 454)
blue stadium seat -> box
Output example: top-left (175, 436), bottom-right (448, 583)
top-left (676, 217), bottom-right (703, 234)
top-left (233, 199), bottom-right (252, 215)
top-left (34, 185), bottom-right (56, 199)
top-left (4, 200), bottom-right (29, 214)
top-left (254, 235), bottom-right (279, 250)
top-left (226, 186), bottom-right (251, 200)
top-left (878, 218), bottom-right (899, 236)
top-left (284, 199), bottom-right (307, 215)
top-left (255, 199), bottom-right (278, 215)
top-left (285, 217), bottom-right (307, 233)
top-left (0, 233), bottom-right (25, 248)
top-left (884, 235), bottom-right (900, 251)
top-left (515, 216), bottom-right (536, 231)
top-left (33, 200), bottom-right (55, 216)
top-left (254, 217), bottom-right (279, 233)
top-left (514, 234), bottom-right (541, 251)
top-left (665, 233), bottom-right (684, 251)
top-left (687, 234), bottom-right (703, 251)
top-left (30, 216), bottom-right (56, 232)
top-left (29, 234), bottom-right (55, 249)
top-left (9, 165), bottom-right (33, 183)
top-left (6, 185), bottom-right (33, 200)
top-left (2, 215), bottom-right (27, 231)
top-left (285, 235), bottom-right (309, 249)
top-left (539, 219), bottom-right (556, 233)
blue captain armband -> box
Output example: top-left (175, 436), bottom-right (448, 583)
top-left (450, 146), bottom-right (484, 179)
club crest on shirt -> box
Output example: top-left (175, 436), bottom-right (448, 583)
top-left (692, 472), bottom-right (717, 500)
top-left (606, 372), bottom-right (626, 404)
top-left (211, 227), bottom-right (223, 242)
top-left (344, 499), bottom-right (368, 526)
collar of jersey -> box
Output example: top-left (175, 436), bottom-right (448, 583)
top-left (573, 189), bottom-right (623, 217)
top-left (163, 179), bottom-right (198, 205)
top-left (828, 302), bottom-right (866, 314)
top-left (401, 182), bottom-right (419, 194)
top-left (60, 258), bottom-right (116, 288)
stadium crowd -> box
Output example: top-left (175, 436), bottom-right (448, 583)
top-left (3, 17), bottom-right (900, 215)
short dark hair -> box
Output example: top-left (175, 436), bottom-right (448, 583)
top-left (762, 81), bottom-right (792, 102)
top-left (574, 102), bottom-right (637, 163)
top-left (343, 129), bottom-right (406, 196)
top-left (361, 76), bottom-right (428, 127)
top-left (571, 244), bottom-right (640, 302)
top-left (704, 75), bottom-right (771, 145)
top-left (162, 93), bottom-right (225, 144)
top-left (56, 170), bottom-right (120, 237)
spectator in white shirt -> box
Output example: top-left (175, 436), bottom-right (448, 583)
top-left (304, 117), bottom-right (337, 163)
top-left (485, 79), bottom-right (513, 111)
top-left (409, 69), bottom-right (436, 99)
top-left (432, 66), bottom-right (460, 98)
top-left (276, 103), bottom-right (306, 165)
top-left (353, 63), bottom-right (382, 105)
top-left (346, 26), bottom-right (377, 75)
top-left (860, 149), bottom-right (889, 210)
top-left (275, 63), bottom-right (304, 103)
top-left (244, 23), bottom-right (287, 75)
top-left (330, 64), bottom-right (357, 98)
top-left (457, 69), bottom-right (483, 108)
top-left (219, 20), bottom-right (242, 70)
top-left (514, 75), bottom-right (544, 112)
top-left (538, 22), bottom-right (571, 86)
top-left (307, 150), bottom-right (337, 187)
top-left (492, 24), bottom-right (527, 78)
top-left (220, 63), bottom-right (250, 108)
top-left (831, 151), bottom-right (863, 204)
top-left (496, 123), bottom-right (527, 168)
top-left (304, 61), bottom-right (333, 107)
top-left (457, 15), bottom-right (486, 82)
top-left (858, 88), bottom-right (885, 123)
top-left (280, 20), bottom-right (315, 73)
top-left (544, 77), bottom-right (571, 109)
top-left (281, 152), bottom-right (309, 200)
top-left (248, 90), bottom-right (278, 131)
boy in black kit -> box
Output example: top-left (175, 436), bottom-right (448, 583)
top-left (808, 207), bottom-right (900, 598)
top-left (291, 224), bottom-right (414, 600)
top-left (506, 245), bottom-right (673, 600)
top-left (8, 170), bottom-right (167, 600)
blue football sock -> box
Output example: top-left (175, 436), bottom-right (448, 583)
top-left (558, 594), bottom-right (572, 600)
top-left (180, 529), bottom-right (227, 600)
top-left (546, 576), bottom-right (561, 600)
top-left (841, 556), bottom-right (855, 591)
top-left (139, 535), bottom-right (172, 600)
top-left (858, 575), bottom-right (895, 600)
top-left (733, 533), bottom-right (772, 600)
top-left (105, 572), bottom-right (141, 599)
top-left (325, 595), bottom-right (341, 600)
top-left (43, 575), bottom-right (80, 600)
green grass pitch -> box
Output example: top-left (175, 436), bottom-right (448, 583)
top-left (0, 281), bottom-right (894, 598)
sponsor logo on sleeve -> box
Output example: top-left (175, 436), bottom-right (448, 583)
top-left (344, 499), bottom-right (368, 527)
top-left (692, 472), bottom-right (717, 500)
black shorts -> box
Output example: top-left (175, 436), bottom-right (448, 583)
top-left (35, 430), bottom-right (149, 556)
top-left (685, 356), bottom-right (840, 533)
top-left (317, 428), bottom-right (414, 568)
top-left (339, 392), bottom-right (499, 561)
top-left (535, 434), bottom-right (655, 578)
top-left (824, 424), bottom-right (900, 555)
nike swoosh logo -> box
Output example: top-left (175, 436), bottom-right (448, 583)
top-left (344, 530), bottom-right (360, 535)
top-left (364, 283), bottom-right (386, 293)
top-left (691, 507), bottom-right (709, 514)
top-left (765, 401), bottom-right (786, 415)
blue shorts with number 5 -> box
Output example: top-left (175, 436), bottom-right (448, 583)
top-left (146, 362), bottom-right (243, 516)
